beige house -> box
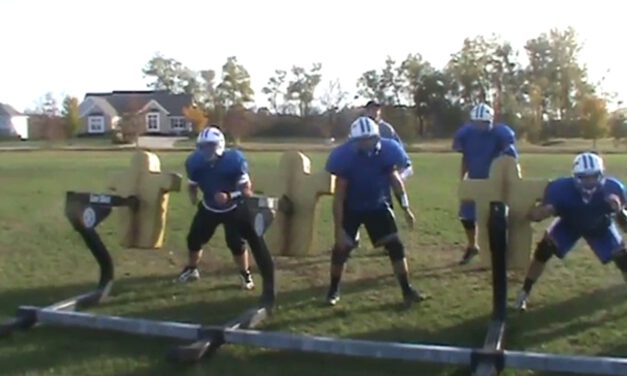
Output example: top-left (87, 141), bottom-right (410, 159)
top-left (78, 90), bottom-right (193, 135)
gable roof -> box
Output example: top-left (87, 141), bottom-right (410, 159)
top-left (83, 90), bottom-right (192, 116)
top-left (0, 103), bottom-right (23, 116)
top-left (81, 96), bottom-right (119, 117)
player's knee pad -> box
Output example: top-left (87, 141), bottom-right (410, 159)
top-left (460, 219), bottom-right (475, 231)
top-left (331, 246), bottom-right (350, 266)
top-left (533, 237), bottom-right (556, 263)
top-left (385, 239), bottom-right (405, 262)
top-left (612, 249), bottom-right (627, 272)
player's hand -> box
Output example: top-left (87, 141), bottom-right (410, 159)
top-left (606, 194), bottom-right (622, 213)
top-left (214, 192), bottom-right (230, 205)
top-left (403, 207), bottom-right (416, 229)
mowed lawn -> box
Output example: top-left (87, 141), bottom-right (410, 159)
top-left (2, 151), bottom-right (627, 376)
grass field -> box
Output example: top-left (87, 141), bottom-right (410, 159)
top-left (2, 151), bottom-right (627, 376)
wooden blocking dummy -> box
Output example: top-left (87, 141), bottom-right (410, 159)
top-left (253, 151), bottom-right (335, 256)
top-left (458, 156), bottom-right (549, 269)
top-left (108, 150), bottom-right (182, 249)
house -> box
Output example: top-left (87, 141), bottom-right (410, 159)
top-left (78, 90), bottom-right (193, 135)
top-left (0, 103), bottom-right (28, 140)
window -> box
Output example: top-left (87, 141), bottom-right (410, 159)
top-left (88, 116), bottom-right (105, 133)
top-left (146, 113), bottom-right (160, 131)
top-left (170, 117), bottom-right (187, 130)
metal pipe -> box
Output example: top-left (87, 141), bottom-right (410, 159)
top-left (28, 307), bottom-right (206, 341)
top-left (505, 350), bottom-right (627, 375)
top-left (223, 328), bottom-right (473, 365)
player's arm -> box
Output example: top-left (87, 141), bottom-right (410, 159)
top-left (460, 156), bottom-right (468, 180)
top-left (528, 204), bottom-right (555, 222)
top-left (605, 182), bottom-right (627, 231)
top-left (528, 183), bottom-right (557, 222)
top-left (390, 170), bottom-right (410, 211)
top-left (227, 158), bottom-right (253, 201)
top-left (185, 157), bottom-right (199, 205)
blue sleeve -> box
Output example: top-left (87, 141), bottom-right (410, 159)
top-left (605, 178), bottom-right (627, 205)
top-left (325, 147), bottom-right (349, 178)
top-left (185, 153), bottom-right (202, 184)
top-left (542, 181), bottom-right (561, 208)
top-left (452, 126), bottom-right (466, 152)
top-left (386, 140), bottom-right (411, 171)
top-left (497, 125), bottom-right (518, 159)
top-left (233, 151), bottom-right (250, 185)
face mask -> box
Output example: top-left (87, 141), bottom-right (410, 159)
top-left (198, 143), bottom-right (219, 162)
top-left (575, 173), bottom-right (603, 200)
top-left (353, 137), bottom-right (380, 156)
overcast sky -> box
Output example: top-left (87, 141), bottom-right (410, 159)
top-left (1, 0), bottom-right (625, 111)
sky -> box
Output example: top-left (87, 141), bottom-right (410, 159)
top-left (1, 0), bottom-right (625, 112)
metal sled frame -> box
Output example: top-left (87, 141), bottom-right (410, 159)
top-left (2, 195), bottom-right (627, 374)
top-left (200, 201), bottom-right (627, 375)
top-left (0, 191), bottom-right (269, 362)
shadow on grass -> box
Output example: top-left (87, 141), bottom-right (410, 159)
top-left (1, 274), bottom-right (626, 376)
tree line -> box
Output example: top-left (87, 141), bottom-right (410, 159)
top-left (22, 27), bottom-right (626, 145)
top-left (141, 27), bottom-right (626, 144)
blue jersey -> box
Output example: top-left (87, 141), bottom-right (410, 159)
top-left (326, 138), bottom-right (410, 212)
top-left (185, 149), bottom-right (250, 212)
top-left (543, 177), bottom-right (626, 236)
top-left (452, 123), bottom-right (518, 179)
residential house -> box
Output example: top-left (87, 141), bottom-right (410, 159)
top-left (0, 103), bottom-right (28, 139)
top-left (78, 90), bottom-right (193, 135)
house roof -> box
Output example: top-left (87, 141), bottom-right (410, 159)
top-left (83, 90), bottom-right (191, 116)
top-left (0, 103), bottom-right (23, 116)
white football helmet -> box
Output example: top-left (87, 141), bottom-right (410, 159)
top-left (197, 126), bottom-right (225, 160)
top-left (470, 103), bottom-right (494, 124)
top-left (572, 152), bottom-right (605, 197)
top-left (349, 116), bottom-right (380, 139)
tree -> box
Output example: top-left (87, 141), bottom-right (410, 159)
top-left (182, 105), bottom-right (209, 134)
top-left (143, 53), bottom-right (212, 107)
top-left (579, 95), bottom-right (609, 148)
top-left (413, 70), bottom-right (449, 136)
top-left (609, 112), bottom-right (627, 145)
top-left (143, 54), bottom-right (188, 93)
top-left (399, 53), bottom-right (434, 105)
top-left (262, 69), bottom-right (287, 113)
top-left (112, 113), bottom-right (142, 145)
top-left (319, 78), bottom-right (348, 111)
top-left (215, 56), bottom-right (255, 109)
top-left (356, 57), bottom-right (404, 105)
top-left (61, 96), bottom-right (81, 137)
top-left (446, 36), bottom-right (495, 106)
top-left (524, 28), bottom-right (591, 122)
top-left (356, 69), bottom-right (387, 104)
top-left (285, 63), bottom-right (322, 116)
top-left (223, 104), bottom-right (254, 143)
top-left (380, 57), bottom-right (404, 105)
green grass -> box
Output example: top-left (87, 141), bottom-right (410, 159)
top-left (1, 151), bottom-right (627, 376)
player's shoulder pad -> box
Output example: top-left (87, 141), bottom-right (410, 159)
top-left (223, 148), bottom-right (247, 166)
top-left (380, 137), bottom-right (403, 151)
top-left (328, 142), bottom-right (350, 161)
top-left (493, 123), bottom-right (516, 142)
top-left (604, 176), bottom-right (626, 192)
top-left (544, 176), bottom-right (571, 198)
top-left (454, 123), bottom-right (472, 137)
top-left (186, 149), bottom-right (204, 168)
